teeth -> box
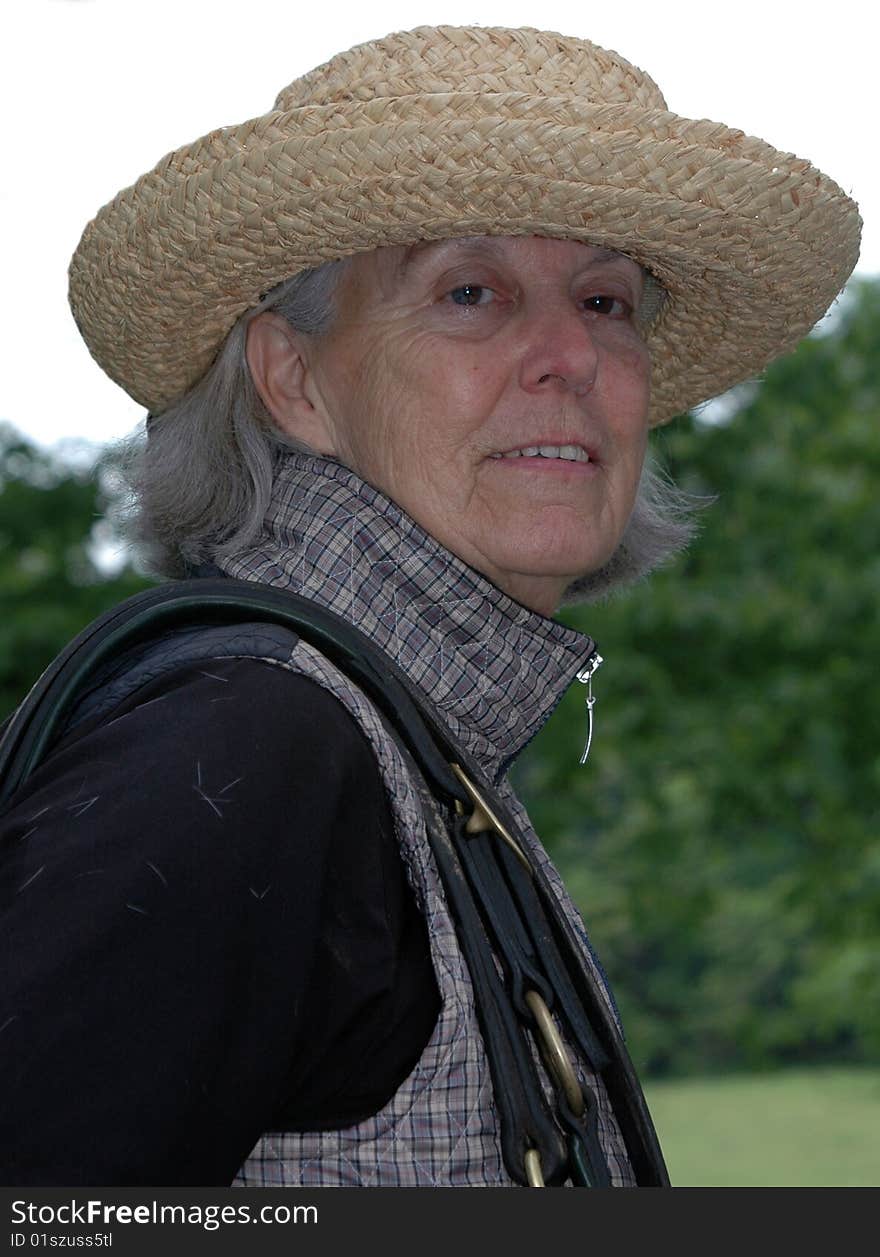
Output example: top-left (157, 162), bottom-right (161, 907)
top-left (492, 444), bottom-right (591, 462)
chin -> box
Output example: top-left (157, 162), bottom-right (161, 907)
top-left (492, 539), bottom-right (616, 585)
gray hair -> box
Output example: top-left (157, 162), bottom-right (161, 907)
top-left (118, 258), bottom-right (699, 600)
top-left (562, 459), bottom-right (699, 603)
top-left (118, 261), bottom-right (349, 577)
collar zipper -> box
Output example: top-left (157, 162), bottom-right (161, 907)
top-left (576, 649), bottom-right (604, 766)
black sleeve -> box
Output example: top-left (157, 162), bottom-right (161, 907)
top-left (0, 657), bottom-right (439, 1186)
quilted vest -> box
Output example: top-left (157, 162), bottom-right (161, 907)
top-left (202, 451), bottom-right (641, 1187)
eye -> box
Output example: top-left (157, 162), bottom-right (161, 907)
top-left (448, 284), bottom-right (495, 307)
top-left (583, 294), bottom-right (632, 318)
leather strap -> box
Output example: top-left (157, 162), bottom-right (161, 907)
top-left (0, 577), bottom-right (669, 1187)
top-left (0, 579), bottom-right (469, 810)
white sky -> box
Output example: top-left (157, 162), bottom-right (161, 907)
top-left (3, 0), bottom-right (875, 451)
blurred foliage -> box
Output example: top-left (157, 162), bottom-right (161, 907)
top-left (515, 277), bottom-right (880, 1075)
top-left (1, 278), bottom-right (878, 1078)
top-left (0, 426), bottom-right (153, 719)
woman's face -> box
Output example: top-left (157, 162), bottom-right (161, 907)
top-left (268, 235), bottom-right (651, 616)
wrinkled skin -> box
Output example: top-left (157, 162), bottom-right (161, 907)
top-left (247, 235), bottom-right (651, 617)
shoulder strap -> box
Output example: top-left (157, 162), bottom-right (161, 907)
top-left (0, 576), bottom-right (669, 1188)
top-left (0, 578), bottom-right (469, 811)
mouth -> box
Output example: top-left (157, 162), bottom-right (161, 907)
top-left (488, 443), bottom-right (593, 464)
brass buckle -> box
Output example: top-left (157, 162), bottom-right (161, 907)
top-left (524, 989), bottom-right (585, 1117)
top-left (524, 1148), bottom-right (545, 1187)
top-left (449, 762), bottom-right (532, 874)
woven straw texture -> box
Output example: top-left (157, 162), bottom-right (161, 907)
top-left (68, 25), bottom-right (861, 423)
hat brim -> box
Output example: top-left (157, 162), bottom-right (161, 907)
top-left (68, 90), bottom-right (861, 423)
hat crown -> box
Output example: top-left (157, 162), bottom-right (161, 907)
top-left (69, 23), bottom-right (860, 422)
top-left (274, 25), bottom-right (668, 112)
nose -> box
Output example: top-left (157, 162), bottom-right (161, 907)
top-left (518, 302), bottom-right (599, 397)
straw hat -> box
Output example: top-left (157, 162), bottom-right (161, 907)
top-left (68, 25), bottom-right (861, 425)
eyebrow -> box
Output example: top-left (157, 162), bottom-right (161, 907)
top-left (397, 237), bottom-right (629, 279)
top-left (397, 237), bottom-right (498, 278)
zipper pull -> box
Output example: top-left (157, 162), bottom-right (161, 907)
top-left (576, 650), bottom-right (604, 766)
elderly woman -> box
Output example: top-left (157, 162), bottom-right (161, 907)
top-left (1, 26), bottom-right (859, 1187)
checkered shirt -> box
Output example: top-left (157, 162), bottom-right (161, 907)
top-left (224, 451), bottom-right (636, 1187)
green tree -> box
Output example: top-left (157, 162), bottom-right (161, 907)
top-left (0, 425), bottom-right (152, 720)
top-left (516, 277), bottom-right (880, 1075)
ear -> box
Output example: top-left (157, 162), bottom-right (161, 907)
top-left (245, 312), bottom-right (336, 453)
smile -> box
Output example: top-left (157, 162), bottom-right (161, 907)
top-left (489, 444), bottom-right (592, 463)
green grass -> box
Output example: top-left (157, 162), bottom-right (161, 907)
top-left (642, 1068), bottom-right (880, 1186)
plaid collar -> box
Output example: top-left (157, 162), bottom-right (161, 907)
top-left (220, 452), bottom-right (597, 781)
